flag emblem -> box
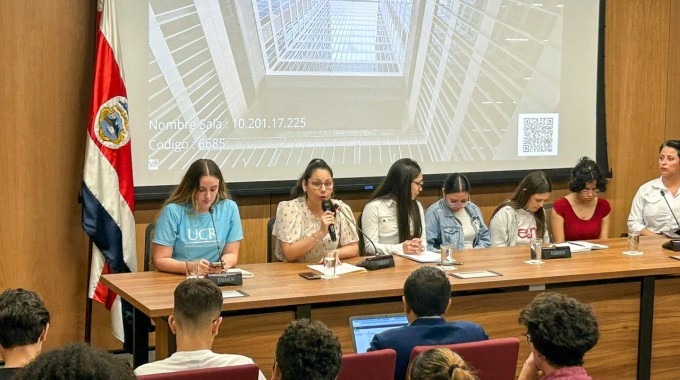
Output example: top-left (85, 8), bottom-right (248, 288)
top-left (95, 96), bottom-right (130, 148)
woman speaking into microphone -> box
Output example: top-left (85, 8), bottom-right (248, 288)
top-left (273, 158), bottom-right (359, 262)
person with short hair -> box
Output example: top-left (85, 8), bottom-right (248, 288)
top-left (134, 279), bottom-right (265, 378)
top-left (551, 157), bottom-right (611, 242)
top-left (489, 171), bottom-right (552, 247)
top-left (425, 173), bottom-right (491, 251)
top-left (153, 158), bottom-right (243, 275)
top-left (0, 288), bottom-right (50, 380)
top-left (361, 158), bottom-right (427, 255)
top-left (273, 319), bottom-right (342, 380)
top-left (273, 158), bottom-right (359, 262)
top-left (13, 343), bottom-right (134, 380)
top-left (368, 267), bottom-right (487, 380)
top-left (518, 292), bottom-right (599, 380)
top-left (407, 347), bottom-right (478, 380)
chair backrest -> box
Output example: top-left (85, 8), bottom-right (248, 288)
top-left (409, 338), bottom-right (519, 380)
top-left (267, 217), bottom-right (280, 262)
top-left (136, 364), bottom-right (260, 380)
top-left (337, 348), bottom-right (397, 380)
top-left (144, 222), bottom-right (156, 271)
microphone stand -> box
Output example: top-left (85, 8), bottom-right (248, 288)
top-left (335, 206), bottom-right (395, 270)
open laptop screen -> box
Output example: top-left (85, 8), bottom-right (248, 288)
top-left (349, 313), bottom-right (409, 353)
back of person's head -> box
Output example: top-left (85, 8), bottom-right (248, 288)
top-left (569, 157), bottom-right (607, 193)
top-left (371, 158), bottom-right (423, 241)
top-left (408, 347), bottom-right (478, 380)
top-left (659, 139), bottom-right (680, 154)
top-left (275, 319), bottom-right (341, 380)
top-left (0, 288), bottom-right (50, 349)
top-left (173, 278), bottom-right (223, 331)
top-left (165, 158), bottom-right (230, 210)
top-left (442, 173), bottom-right (471, 195)
top-left (404, 267), bottom-right (451, 317)
top-left (519, 292), bottom-right (599, 367)
top-left (13, 343), bottom-right (135, 380)
top-left (291, 158), bottom-right (334, 198)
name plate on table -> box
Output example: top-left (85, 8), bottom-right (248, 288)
top-left (541, 246), bottom-right (571, 260)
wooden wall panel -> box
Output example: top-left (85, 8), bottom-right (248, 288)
top-left (667, 0), bottom-right (680, 138)
top-left (0, 0), bottom-right (96, 351)
top-left (605, 0), bottom-right (671, 236)
top-left (651, 277), bottom-right (680, 379)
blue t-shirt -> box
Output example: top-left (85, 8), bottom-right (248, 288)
top-left (153, 199), bottom-right (243, 262)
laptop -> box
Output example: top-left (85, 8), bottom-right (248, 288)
top-left (349, 313), bottom-right (409, 353)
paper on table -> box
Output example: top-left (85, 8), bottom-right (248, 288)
top-left (227, 268), bottom-right (254, 278)
top-left (307, 263), bottom-right (366, 275)
top-left (395, 251), bottom-right (441, 263)
top-left (568, 241), bottom-right (609, 250)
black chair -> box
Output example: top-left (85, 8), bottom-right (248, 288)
top-left (143, 222), bottom-right (156, 271)
top-left (357, 212), bottom-right (370, 256)
top-left (266, 217), bottom-right (280, 262)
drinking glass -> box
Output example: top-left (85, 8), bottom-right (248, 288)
top-left (321, 250), bottom-right (339, 279)
top-left (528, 238), bottom-right (545, 264)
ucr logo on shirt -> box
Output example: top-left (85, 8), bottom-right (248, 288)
top-left (187, 228), bottom-right (216, 241)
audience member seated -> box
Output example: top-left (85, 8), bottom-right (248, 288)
top-left (407, 347), bottom-right (478, 380)
top-left (134, 278), bottom-right (265, 379)
top-left (628, 139), bottom-right (680, 236)
top-left (152, 158), bottom-right (243, 275)
top-left (551, 157), bottom-right (610, 242)
top-left (489, 171), bottom-right (552, 247)
top-left (361, 158), bottom-right (426, 255)
top-left (0, 288), bottom-right (50, 380)
top-left (13, 343), bottom-right (134, 380)
top-left (273, 319), bottom-right (342, 380)
top-left (273, 158), bottom-right (359, 262)
top-left (425, 173), bottom-right (490, 251)
top-left (368, 267), bottom-right (487, 380)
top-left (517, 292), bottom-right (599, 380)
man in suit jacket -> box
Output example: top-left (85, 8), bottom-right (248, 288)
top-left (368, 266), bottom-right (488, 380)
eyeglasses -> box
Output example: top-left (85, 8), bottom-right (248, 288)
top-left (309, 181), bottom-right (334, 190)
top-left (579, 188), bottom-right (600, 195)
top-left (412, 180), bottom-right (425, 188)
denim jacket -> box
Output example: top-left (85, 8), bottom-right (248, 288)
top-left (425, 199), bottom-right (491, 251)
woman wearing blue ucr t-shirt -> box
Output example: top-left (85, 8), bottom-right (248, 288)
top-left (152, 159), bottom-right (243, 276)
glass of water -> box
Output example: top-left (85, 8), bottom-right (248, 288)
top-left (438, 244), bottom-right (456, 270)
top-left (321, 250), bottom-right (339, 279)
top-left (528, 238), bottom-right (545, 264)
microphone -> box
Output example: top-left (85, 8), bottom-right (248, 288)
top-left (659, 190), bottom-right (680, 235)
top-left (321, 200), bottom-right (338, 242)
top-left (208, 206), bottom-right (222, 263)
top-left (334, 204), bottom-right (394, 271)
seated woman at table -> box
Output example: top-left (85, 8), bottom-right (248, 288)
top-left (489, 171), bottom-right (552, 247)
top-left (152, 158), bottom-right (243, 275)
top-left (425, 173), bottom-right (490, 251)
top-left (273, 158), bottom-right (359, 262)
top-left (628, 140), bottom-right (680, 236)
top-left (361, 158), bottom-right (426, 255)
top-left (551, 157), bottom-right (611, 242)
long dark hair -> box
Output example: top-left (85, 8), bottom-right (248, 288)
top-left (290, 158), bottom-right (334, 199)
top-left (369, 158), bottom-right (422, 241)
top-left (491, 171), bottom-right (552, 238)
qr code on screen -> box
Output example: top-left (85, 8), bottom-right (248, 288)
top-left (517, 113), bottom-right (558, 156)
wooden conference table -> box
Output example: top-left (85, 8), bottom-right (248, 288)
top-left (102, 236), bottom-right (680, 379)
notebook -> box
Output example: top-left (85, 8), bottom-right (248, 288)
top-left (349, 313), bottom-right (409, 353)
